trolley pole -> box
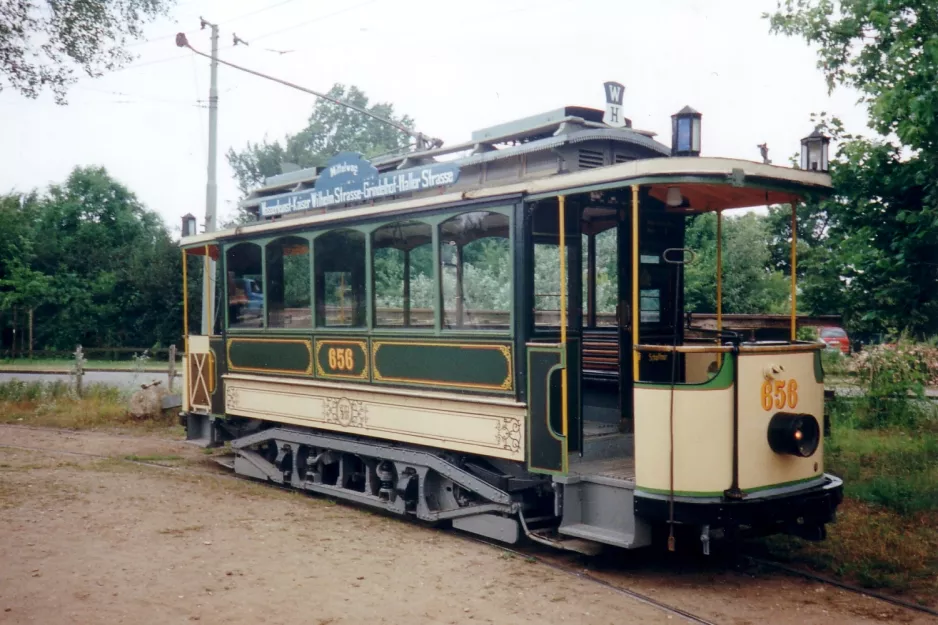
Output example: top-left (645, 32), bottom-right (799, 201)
top-left (201, 17), bottom-right (219, 336)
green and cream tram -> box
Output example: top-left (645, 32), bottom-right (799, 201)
top-left (179, 104), bottom-right (843, 552)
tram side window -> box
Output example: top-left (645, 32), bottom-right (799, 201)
top-left (594, 228), bottom-right (618, 326)
top-left (581, 227), bottom-right (619, 328)
top-left (372, 221), bottom-right (434, 328)
top-left (266, 236), bottom-right (311, 328)
top-left (440, 211), bottom-right (511, 330)
top-left (315, 230), bottom-right (366, 327)
top-left (534, 243), bottom-right (571, 327)
top-left (226, 242), bottom-right (263, 329)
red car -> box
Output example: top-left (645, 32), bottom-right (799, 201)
top-left (818, 326), bottom-right (850, 354)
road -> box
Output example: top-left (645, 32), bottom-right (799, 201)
top-left (0, 370), bottom-right (172, 391)
top-left (1, 425), bottom-right (928, 625)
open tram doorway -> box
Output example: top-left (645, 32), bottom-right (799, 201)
top-left (526, 189), bottom-right (685, 457)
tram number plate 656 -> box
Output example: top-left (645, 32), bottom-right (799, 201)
top-left (761, 379), bottom-right (798, 411)
top-left (327, 347), bottom-right (355, 372)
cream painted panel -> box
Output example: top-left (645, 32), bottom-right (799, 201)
top-left (224, 376), bottom-right (525, 462)
top-left (634, 387), bottom-right (733, 494)
top-left (188, 335), bottom-right (209, 353)
top-left (737, 352), bottom-right (823, 490)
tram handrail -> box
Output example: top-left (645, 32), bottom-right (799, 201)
top-left (634, 341), bottom-right (823, 354)
top-left (633, 344), bottom-right (734, 354)
top-left (738, 342), bottom-right (824, 353)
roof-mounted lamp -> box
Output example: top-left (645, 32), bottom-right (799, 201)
top-left (665, 187), bottom-right (684, 208)
top-left (671, 106), bottom-right (702, 157)
top-left (181, 213), bottom-right (198, 237)
top-left (800, 126), bottom-right (830, 172)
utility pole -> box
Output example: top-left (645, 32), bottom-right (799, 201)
top-left (200, 17), bottom-right (218, 336)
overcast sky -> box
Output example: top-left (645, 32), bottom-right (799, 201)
top-left (1, 0), bottom-right (868, 233)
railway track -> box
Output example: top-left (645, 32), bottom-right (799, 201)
top-left (2, 435), bottom-right (936, 623)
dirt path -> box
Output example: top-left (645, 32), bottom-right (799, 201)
top-left (0, 426), bottom-right (931, 625)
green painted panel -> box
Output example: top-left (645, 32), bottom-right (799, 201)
top-left (314, 338), bottom-right (369, 381)
top-left (814, 349), bottom-right (825, 383)
top-left (527, 345), bottom-right (566, 475)
top-left (373, 341), bottom-right (512, 392)
top-left (227, 337), bottom-right (313, 375)
top-left (635, 352), bottom-right (734, 390)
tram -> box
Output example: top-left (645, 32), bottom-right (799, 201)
top-left (179, 97), bottom-right (843, 553)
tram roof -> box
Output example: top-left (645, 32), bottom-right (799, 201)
top-left (180, 156), bottom-right (832, 248)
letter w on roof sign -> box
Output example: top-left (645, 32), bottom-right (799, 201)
top-left (603, 81), bottom-right (626, 128)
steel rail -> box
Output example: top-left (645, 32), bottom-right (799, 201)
top-left (746, 556), bottom-right (938, 619)
top-left (465, 537), bottom-right (718, 625)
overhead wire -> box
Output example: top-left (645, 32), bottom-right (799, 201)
top-left (124, 0), bottom-right (307, 49)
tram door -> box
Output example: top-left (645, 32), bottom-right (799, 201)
top-left (618, 202), bottom-right (685, 411)
top-left (526, 199), bottom-right (582, 475)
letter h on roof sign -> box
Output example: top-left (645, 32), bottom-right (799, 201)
top-left (603, 81), bottom-right (626, 128)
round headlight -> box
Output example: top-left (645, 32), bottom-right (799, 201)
top-left (767, 412), bottom-right (820, 458)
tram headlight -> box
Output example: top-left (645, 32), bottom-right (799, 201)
top-left (767, 412), bottom-right (820, 458)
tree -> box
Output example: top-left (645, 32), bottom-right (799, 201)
top-left (227, 84), bottom-right (415, 198)
top-left (0, 167), bottom-right (185, 352)
top-left (1, 0), bottom-right (174, 103)
top-left (684, 212), bottom-right (790, 314)
top-left (767, 1), bottom-right (938, 337)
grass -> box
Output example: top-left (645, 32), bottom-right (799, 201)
top-left (0, 358), bottom-right (181, 371)
top-left (758, 398), bottom-right (938, 601)
top-left (0, 379), bottom-right (178, 432)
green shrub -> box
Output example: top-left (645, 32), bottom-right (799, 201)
top-left (844, 339), bottom-right (938, 430)
top-left (820, 349), bottom-right (848, 377)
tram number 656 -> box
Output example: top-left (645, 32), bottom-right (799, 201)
top-left (761, 379), bottom-right (798, 411)
top-left (327, 347), bottom-right (355, 372)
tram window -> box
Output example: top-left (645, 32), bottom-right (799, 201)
top-left (594, 228), bottom-right (618, 326)
top-left (266, 236), bottom-right (311, 329)
top-left (226, 242), bottom-right (264, 329)
top-left (372, 222), bottom-right (434, 328)
top-left (440, 211), bottom-right (511, 330)
top-left (315, 230), bottom-right (366, 327)
top-left (534, 243), bottom-right (571, 327)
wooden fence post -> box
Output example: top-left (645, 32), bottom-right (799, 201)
top-left (73, 345), bottom-right (85, 398)
top-left (168, 344), bottom-right (177, 393)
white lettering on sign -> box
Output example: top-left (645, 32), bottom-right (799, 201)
top-left (260, 164), bottom-right (460, 217)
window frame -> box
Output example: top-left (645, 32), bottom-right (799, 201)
top-left (220, 203), bottom-right (514, 338)
top-left (312, 227), bottom-right (369, 332)
top-left (434, 207), bottom-right (514, 336)
top-left (369, 219), bottom-right (436, 332)
top-left (265, 235), bottom-right (313, 330)
top-left (223, 240), bottom-right (267, 332)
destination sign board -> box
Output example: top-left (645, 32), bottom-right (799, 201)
top-left (260, 152), bottom-right (461, 217)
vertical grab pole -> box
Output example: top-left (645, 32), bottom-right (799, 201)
top-left (631, 185), bottom-right (640, 381)
top-left (790, 203), bottom-right (798, 342)
top-left (182, 249), bottom-right (189, 409)
top-left (716, 211), bottom-right (723, 334)
top-left (716, 210), bottom-right (723, 366)
top-left (558, 195), bottom-right (569, 439)
top-left (204, 245), bottom-right (211, 334)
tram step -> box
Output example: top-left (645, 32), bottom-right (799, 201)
top-left (527, 530), bottom-right (603, 555)
top-left (558, 523), bottom-right (640, 549)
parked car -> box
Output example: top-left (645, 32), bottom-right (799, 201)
top-left (818, 326), bottom-right (850, 354)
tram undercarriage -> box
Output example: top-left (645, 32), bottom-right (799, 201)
top-left (201, 414), bottom-right (841, 555)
